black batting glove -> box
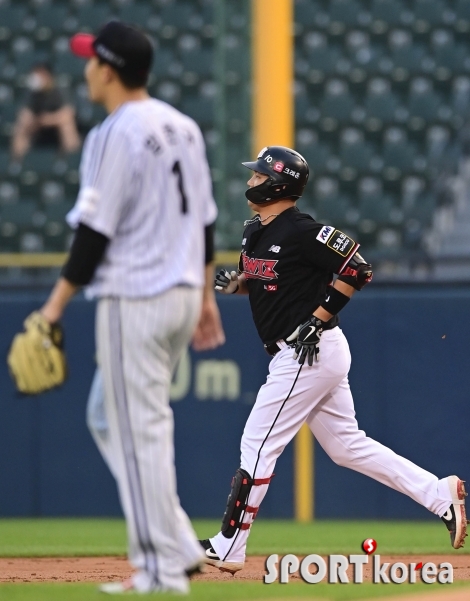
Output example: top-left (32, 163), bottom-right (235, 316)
top-left (286, 316), bottom-right (326, 366)
top-left (214, 269), bottom-right (239, 294)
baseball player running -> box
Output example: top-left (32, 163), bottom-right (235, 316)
top-left (199, 146), bottom-right (467, 574)
top-left (38, 21), bottom-right (225, 594)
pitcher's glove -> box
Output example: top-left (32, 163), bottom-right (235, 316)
top-left (286, 316), bottom-right (328, 366)
top-left (215, 269), bottom-right (239, 294)
top-left (7, 311), bottom-right (67, 394)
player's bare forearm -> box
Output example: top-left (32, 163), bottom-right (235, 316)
top-left (40, 277), bottom-right (79, 324)
top-left (192, 263), bottom-right (226, 351)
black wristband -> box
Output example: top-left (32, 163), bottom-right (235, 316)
top-left (320, 286), bottom-right (350, 316)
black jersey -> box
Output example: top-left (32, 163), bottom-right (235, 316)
top-left (238, 206), bottom-right (359, 346)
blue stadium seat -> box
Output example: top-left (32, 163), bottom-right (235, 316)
top-left (370, 0), bottom-right (407, 33)
top-left (455, 0), bottom-right (470, 31)
top-left (298, 131), bottom-right (331, 174)
top-left (118, 3), bottom-right (156, 29)
top-left (431, 30), bottom-right (468, 81)
top-left (180, 95), bottom-right (214, 128)
top-left (159, 2), bottom-right (198, 38)
top-left (34, 6), bottom-right (70, 39)
top-left (295, 0), bottom-right (324, 29)
top-left (54, 53), bottom-right (86, 80)
top-left (451, 76), bottom-right (470, 119)
top-left (382, 127), bottom-right (418, 176)
top-left (358, 176), bottom-right (396, 224)
top-left (388, 29), bottom-right (426, 79)
top-left (328, 0), bottom-right (368, 34)
top-left (313, 177), bottom-right (353, 226)
top-left (304, 32), bottom-right (342, 82)
top-left (181, 48), bottom-right (213, 79)
top-left (75, 5), bottom-right (115, 33)
top-left (0, 7), bottom-right (30, 40)
top-left (339, 127), bottom-right (375, 172)
top-left (152, 48), bottom-right (180, 80)
top-left (407, 77), bottom-right (443, 129)
top-left (319, 79), bottom-right (355, 127)
top-left (364, 78), bottom-right (401, 129)
top-left (412, 0), bottom-right (447, 33)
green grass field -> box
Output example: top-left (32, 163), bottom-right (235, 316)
top-left (1, 518), bottom-right (469, 600)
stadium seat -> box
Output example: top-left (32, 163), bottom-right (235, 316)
top-left (431, 30), bottom-right (467, 80)
top-left (151, 48), bottom-right (180, 80)
top-left (358, 177), bottom-right (397, 224)
top-left (339, 127), bottom-right (375, 172)
top-left (295, 0), bottom-right (324, 29)
top-left (370, 0), bottom-right (407, 32)
top-left (388, 29), bottom-right (426, 78)
top-left (451, 76), bottom-right (470, 118)
top-left (328, 0), bottom-right (368, 34)
top-left (54, 53), bottom-right (86, 80)
top-left (21, 150), bottom-right (62, 176)
top-left (382, 127), bottom-right (418, 175)
top-left (313, 177), bottom-right (353, 226)
top-left (455, 0), bottom-right (470, 31)
top-left (0, 7), bottom-right (30, 40)
top-left (180, 48), bottom-right (213, 79)
top-left (118, 3), bottom-right (157, 29)
top-left (364, 77), bottom-right (400, 128)
top-left (0, 181), bottom-right (19, 204)
top-left (75, 5), bottom-right (115, 32)
top-left (407, 77), bottom-right (443, 129)
top-left (412, 0), bottom-right (447, 32)
top-left (180, 95), bottom-right (214, 128)
top-left (34, 6), bottom-right (70, 39)
top-left (304, 32), bottom-right (342, 81)
top-left (159, 2), bottom-right (198, 38)
top-left (319, 79), bottom-right (355, 126)
top-left (299, 134), bottom-right (331, 175)
top-left (1, 200), bottom-right (38, 230)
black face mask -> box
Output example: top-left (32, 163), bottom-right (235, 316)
top-left (245, 178), bottom-right (291, 205)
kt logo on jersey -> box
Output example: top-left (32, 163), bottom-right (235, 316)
top-left (242, 252), bottom-right (279, 281)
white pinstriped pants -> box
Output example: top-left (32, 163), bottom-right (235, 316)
top-left (211, 327), bottom-right (453, 564)
top-left (88, 287), bottom-right (204, 593)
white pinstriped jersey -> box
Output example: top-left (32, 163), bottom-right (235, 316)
top-left (67, 98), bottom-right (217, 299)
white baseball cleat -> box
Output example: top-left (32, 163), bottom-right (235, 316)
top-left (99, 576), bottom-right (185, 595)
top-left (99, 578), bottom-right (137, 594)
top-left (199, 539), bottom-right (244, 575)
top-left (441, 476), bottom-right (468, 549)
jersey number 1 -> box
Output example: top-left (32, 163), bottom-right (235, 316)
top-left (172, 161), bottom-right (188, 214)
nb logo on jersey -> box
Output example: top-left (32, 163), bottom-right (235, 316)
top-left (269, 245), bottom-right (281, 253)
top-left (242, 252), bottom-right (279, 281)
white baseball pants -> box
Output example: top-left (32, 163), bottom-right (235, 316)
top-left (211, 327), bottom-right (453, 563)
top-left (88, 287), bottom-right (204, 593)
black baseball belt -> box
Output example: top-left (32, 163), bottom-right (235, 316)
top-left (264, 321), bottom-right (338, 357)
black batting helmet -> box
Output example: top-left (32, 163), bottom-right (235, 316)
top-left (242, 146), bottom-right (309, 205)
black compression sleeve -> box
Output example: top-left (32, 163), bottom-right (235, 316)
top-left (62, 223), bottom-right (109, 286)
top-left (320, 285), bottom-right (350, 315)
top-left (205, 221), bottom-right (215, 265)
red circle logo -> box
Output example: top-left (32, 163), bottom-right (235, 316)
top-left (362, 538), bottom-right (377, 554)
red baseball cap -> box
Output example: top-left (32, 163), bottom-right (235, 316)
top-left (69, 21), bottom-right (153, 75)
top-left (70, 33), bottom-right (96, 59)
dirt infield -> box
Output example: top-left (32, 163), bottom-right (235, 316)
top-left (1, 555), bottom-right (470, 584)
